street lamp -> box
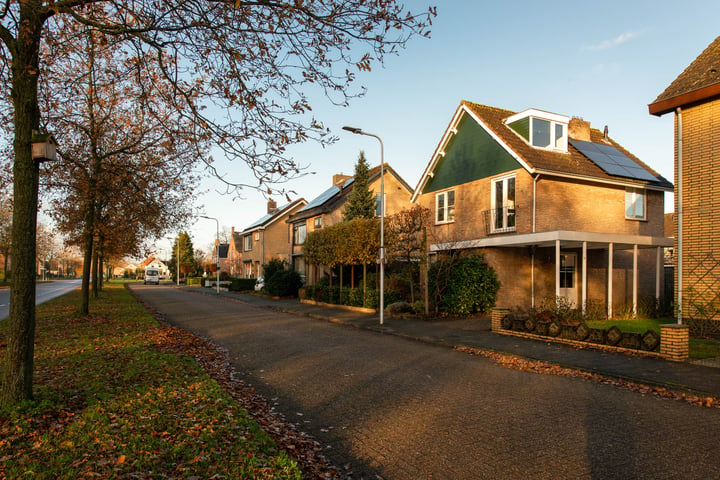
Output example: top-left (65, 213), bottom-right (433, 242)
top-left (342, 126), bottom-right (385, 325)
top-left (200, 215), bottom-right (220, 294)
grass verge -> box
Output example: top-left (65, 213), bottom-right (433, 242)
top-left (0, 283), bottom-right (303, 479)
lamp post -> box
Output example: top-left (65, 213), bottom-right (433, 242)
top-left (342, 126), bottom-right (385, 325)
top-left (200, 215), bottom-right (220, 294)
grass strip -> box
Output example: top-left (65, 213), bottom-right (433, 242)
top-left (0, 283), bottom-right (303, 479)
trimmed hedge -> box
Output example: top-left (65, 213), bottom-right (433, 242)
top-left (230, 278), bottom-right (257, 291)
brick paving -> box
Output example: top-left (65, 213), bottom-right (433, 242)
top-left (131, 285), bottom-right (720, 479)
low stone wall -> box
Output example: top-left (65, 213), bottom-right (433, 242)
top-left (492, 307), bottom-right (689, 361)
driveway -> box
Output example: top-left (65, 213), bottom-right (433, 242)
top-left (130, 285), bottom-right (720, 479)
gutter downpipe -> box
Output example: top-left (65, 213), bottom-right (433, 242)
top-left (676, 107), bottom-right (683, 325)
top-left (532, 174), bottom-right (540, 308)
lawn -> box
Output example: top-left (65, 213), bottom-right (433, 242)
top-left (0, 283), bottom-right (304, 479)
top-left (586, 318), bottom-right (720, 360)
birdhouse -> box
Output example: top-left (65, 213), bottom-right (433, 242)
top-left (31, 131), bottom-right (57, 162)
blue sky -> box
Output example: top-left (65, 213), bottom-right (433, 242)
top-left (183, 0), bottom-right (719, 253)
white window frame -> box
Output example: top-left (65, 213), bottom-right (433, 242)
top-left (435, 190), bottom-right (455, 224)
top-left (491, 174), bottom-right (516, 233)
top-left (625, 188), bottom-right (646, 220)
top-left (244, 234), bottom-right (253, 251)
top-left (531, 117), bottom-right (567, 151)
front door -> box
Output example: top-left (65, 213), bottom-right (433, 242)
top-left (559, 253), bottom-right (577, 306)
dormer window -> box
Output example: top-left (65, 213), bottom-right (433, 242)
top-left (506, 109), bottom-right (569, 153)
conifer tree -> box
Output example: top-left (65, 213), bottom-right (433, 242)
top-left (343, 151), bottom-right (377, 221)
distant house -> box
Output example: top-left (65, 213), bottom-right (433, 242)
top-left (649, 35), bottom-right (720, 326)
top-left (139, 255), bottom-right (170, 278)
top-left (240, 198), bottom-right (307, 279)
top-left (287, 165), bottom-right (413, 284)
top-left (413, 101), bottom-right (673, 315)
top-left (226, 227), bottom-right (243, 277)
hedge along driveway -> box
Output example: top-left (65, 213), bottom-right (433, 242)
top-left (0, 283), bottom-right (305, 479)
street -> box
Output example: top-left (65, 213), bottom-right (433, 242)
top-left (0, 279), bottom-right (82, 321)
top-left (131, 284), bottom-right (720, 480)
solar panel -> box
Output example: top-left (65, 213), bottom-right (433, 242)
top-left (297, 185), bottom-right (340, 212)
top-left (570, 139), bottom-right (658, 182)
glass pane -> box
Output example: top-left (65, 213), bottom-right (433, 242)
top-left (375, 193), bottom-right (382, 217)
top-left (507, 177), bottom-right (515, 228)
top-left (437, 193), bottom-right (445, 222)
top-left (555, 123), bottom-right (565, 148)
top-left (447, 190), bottom-right (455, 221)
top-left (532, 118), bottom-right (551, 148)
top-left (635, 191), bottom-right (645, 218)
top-left (625, 190), bottom-right (634, 217)
top-left (495, 181), bottom-right (504, 229)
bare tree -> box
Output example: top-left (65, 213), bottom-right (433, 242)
top-left (0, 0), bottom-right (435, 407)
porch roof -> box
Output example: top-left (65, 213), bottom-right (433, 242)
top-left (430, 230), bottom-right (673, 253)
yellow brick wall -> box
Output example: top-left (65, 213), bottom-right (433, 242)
top-left (675, 100), bottom-right (720, 319)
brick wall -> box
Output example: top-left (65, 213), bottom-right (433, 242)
top-left (676, 99), bottom-right (720, 319)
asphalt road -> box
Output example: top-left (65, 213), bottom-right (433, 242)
top-left (0, 279), bottom-right (82, 320)
top-left (131, 284), bottom-right (720, 480)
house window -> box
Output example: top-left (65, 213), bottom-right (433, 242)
top-left (625, 188), bottom-right (646, 220)
top-left (314, 217), bottom-right (322, 229)
top-left (375, 193), bottom-right (386, 217)
top-left (244, 262), bottom-right (253, 278)
top-left (294, 223), bottom-right (307, 245)
top-left (531, 118), bottom-right (567, 150)
top-left (507, 109), bottom-right (568, 152)
top-left (435, 190), bottom-right (455, 224)
top-left (491, 175), bottom-right (516, 233)
top-left (244, 234), bottom-right (253, 251)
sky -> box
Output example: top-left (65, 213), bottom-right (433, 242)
top-left (174, 0), bottom-right (720, 255)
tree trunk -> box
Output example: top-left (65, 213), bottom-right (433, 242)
top-left (81, 232), bottom-right (94, 314)
top-left (1, 7), bottom-right (44, 408)
top-left (92, 248), bottom-right (99, 299)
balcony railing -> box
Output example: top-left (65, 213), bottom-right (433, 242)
top-left (483, 206), bottom-right (517, 235)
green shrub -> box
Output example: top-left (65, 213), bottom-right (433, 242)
top-left (186, 277), bottom-right (203, 286)
top-left (230, 278), bottom-right (256, 291)
top-left (265, 269), bottom-right (303, 297)
top-left (429, 253), bottom-right (499, 314)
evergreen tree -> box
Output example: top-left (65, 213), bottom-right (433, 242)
top-left (170, 232), bottom-right (195, 281)
top-left (343, 151), bottom-right (377, 221)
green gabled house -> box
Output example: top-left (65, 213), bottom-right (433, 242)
top-left (412, 101), bottom-right (673, 315)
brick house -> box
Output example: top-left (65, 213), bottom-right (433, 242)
top-left (412, 101), bottom-right (673, 315)
top-left (649, 35), bottom-right (720, 326)
top-left (240, 198), bottom-right (307, 279)
top-left (226, 227), bottom-right (243, 277)
top-left (287, 165), bottom-right (413, 284)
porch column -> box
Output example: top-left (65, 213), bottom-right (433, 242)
top-left (607, 243), bottom-right (613, 318)
top-left (633, 244), bottom-right (638, 316)
top-left (656, 247), bottom-right (663, 301)
top-left (582, 241), bottom-right (587, 315)
top-left (555, 240), bottom-right (561, 301)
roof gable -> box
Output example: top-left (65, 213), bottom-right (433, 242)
top-left (650, 35), bottom-right (720, 115)
top-left (242, 198), bottom-right (306, 232)
top-left (422, 112), bottom-right (523, 194)
top-left (413, 101), bottom-right (672, 201)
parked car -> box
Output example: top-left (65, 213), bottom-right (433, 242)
top-left (254, 277), bottom-right (264, 291)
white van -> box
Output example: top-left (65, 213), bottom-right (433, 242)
top-left (144, 267), bottom-right (160, 285)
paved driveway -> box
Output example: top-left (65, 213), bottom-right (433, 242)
top-left (131, 285), bottom-right (720, 479)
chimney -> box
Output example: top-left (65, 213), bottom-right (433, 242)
top-left (603, 125), bottom-right (609, 141)
top-left (267, 199), bottom-right (277, 213)
top-left (333, 173), bottom-right (352, 187)
top-left (568, 117), bottom-right (591, 141)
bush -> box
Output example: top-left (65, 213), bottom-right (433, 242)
top-left (429, 253), bottom-right (499, 314)
top-left (265, 269), bottom-right (303, 297)
top-left (186, 277), bottom-right (203, 286)
top-left (230, 278), bottom-right (256, 291)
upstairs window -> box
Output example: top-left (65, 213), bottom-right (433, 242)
top-left (507, 109), bottom-right (569, 152)
top-left (294, 223), bottom-right (307, 245)
top-left (244, 234), bottom-right (253, 251)
top-left (625, 188), bottom-right (646, 220)
top-left (313, 216), bottom-right (322, 229)
top-left (491, 175), bottom-right (516, 233)
top-left (375, 193), bottom-right (385, 217)
top-left (436, 190), bottom-right (455, 224)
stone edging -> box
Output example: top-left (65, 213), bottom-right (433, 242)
top-left (300, 298), bottom-right (376, 314)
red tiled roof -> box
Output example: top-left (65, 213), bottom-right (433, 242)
top-left (649, 36), bottom-right (720, 116)
top-left (461, 101), bottom-right (672, 189)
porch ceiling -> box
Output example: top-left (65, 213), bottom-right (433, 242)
top-left (430, 230), bottom-right (673, 252)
